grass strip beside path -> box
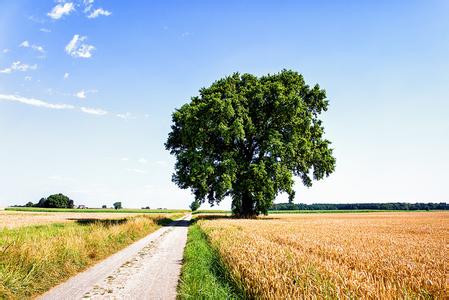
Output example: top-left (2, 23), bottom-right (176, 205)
top-left (178, 222), bottom-right (243, 299)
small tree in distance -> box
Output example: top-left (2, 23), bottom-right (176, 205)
top-left (189, 200), bottom-right (200, 212)
top-left (166, 70), bottom-right (336, 217)
top-left (113, 202), bottom-right (122, 210)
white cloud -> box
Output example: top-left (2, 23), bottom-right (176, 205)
top-left (65, 34), bottom-right (95, 58)
top-left (126, 168), bottom-right (147, 174)
top-left (0, 94), bottom-right (74, 110)
top-left (64, 72), bottom-right (70, 79)
top-left (47, 2), bottom-right (75, 20)
top-left (88, 8), bottom-right (111, 18)
top-left (20, 40), bottom-right (30, 48)
top-left (138, 158), bottom-right (148, 164)
top-left (20, 41), bottom-right (45, 54)
top-left (2, 49), bottom-right (9, 53)
top-left (121, 157), bottom-right (129, 161)
top-left (24, 76), bottom-right (32, 81)
top-left (75, 89), bottom-right (97, 99)
top-left (33, 45), bottom-right (45, 54)
top-left (40, 28), bottom-right (51, 33)
top-left (0, 61), bottom-right (37, 74)
top-left (81, 106), bottom-right (108, 115)
top-left (75, 90), bottom-right (86, 99)
top-left (116, 112), bottom-right (135, 120)
top-left (83, 0), bottom-right (94, 12)
top-left (83, 0), bottom-right (111, 18)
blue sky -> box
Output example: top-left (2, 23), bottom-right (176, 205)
top-left (1, 1), bottom-right (448, 209)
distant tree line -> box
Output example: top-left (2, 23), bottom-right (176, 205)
top-left (270, 202), bottom-right (449, 211)
top-left (23, 193), bottom-right (75, 208)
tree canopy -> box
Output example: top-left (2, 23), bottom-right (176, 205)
top-left (166, 70), bottom-right (336, 217)
top-left (30, 193), bottom-right (74, 208)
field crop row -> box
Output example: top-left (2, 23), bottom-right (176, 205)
top-left (198, 212), bottom-right (449, 299)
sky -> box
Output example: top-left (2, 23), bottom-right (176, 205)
top-left (0, 1), bottom-right (448, 209)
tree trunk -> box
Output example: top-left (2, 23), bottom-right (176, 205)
top-left (239, 191), bottom-right (257, 218)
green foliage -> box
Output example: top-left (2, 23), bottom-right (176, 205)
top-left (30, 194), bottom-right (74, 208)
top-left (166, 70), bottom-right (336, 217)
top-left (178, 223), bottom-right (243, 299)
top-left (113, 202), bottom-right (122, 210)
top-left (271, 202), bottom-right (449, 211)
top-left (189, 200), bottom-right (201, 212)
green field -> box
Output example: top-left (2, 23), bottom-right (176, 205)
top-left (5, 207), bottom-right (189, 214)
top-left (192, 209), bottom-right (429, 215)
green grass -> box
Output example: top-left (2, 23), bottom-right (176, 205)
top-left (0, 214), bottom-right (181, 299)
top-left (177, 222), bottom-right (243, 299)
top-left (5, 207), bottom-right (189, 214)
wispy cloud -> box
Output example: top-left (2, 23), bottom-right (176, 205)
top-left (64, 72), bottom-right (70, 79)
top-left (65, 34), bottom-right (95, 58)
top-left (20, 40), bottom-right (46, 54)
top-left (88, 8), bottom-right (111, 18)
top-left (2, 49), bottom-right (9, 53)
top-left (138, 158), bottom-right (148, 164)
top-left (75, 90), bottom-right (86, 99)
top-left (121, 157), bottom-right (129, 161)
top-left (83, 0), bottom-right (111, 18)
top-left (75, 89), bottom-right (97, 99)
top-left (0, 61), bottom-right (37, 74)
top-left (40, 28), bottom-right (51, 33)
top-left (83, 0), bottom-right (94, 12)
top-left (48, 2), bottom-right (75, 20)
top-left (81, 106), bottom-right (108, 115)
top-left (116, 112), bottom-right (136, 120)
top-left (28, 15), bottom-right (46, 24)
top-left (24, 76), bottom-right (32, 81)
top-left (127, 168), bottom-right (147, 174)
top-left (0, 94), bottom-right (74, 110)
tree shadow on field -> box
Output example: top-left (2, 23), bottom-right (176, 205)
top-left (167, 219), bottom-right (190, 227)
top-left (195, 214), bottom-right (278, 221)
top-left (70, 217), bottom-right (181, 227)
top-left (70, 218), bottom-right (128, 226)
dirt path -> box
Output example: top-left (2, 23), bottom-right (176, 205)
top-left (39, 215), bottom-right (191, 300)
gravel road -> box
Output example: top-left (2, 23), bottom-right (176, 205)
top-left (39, 214), bottom-right (191, 300)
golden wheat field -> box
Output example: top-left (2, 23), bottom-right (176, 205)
top-left (199, 212), bottom-right (449, 299)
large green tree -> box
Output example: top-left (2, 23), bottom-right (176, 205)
top-left (166, 70), bottom-right (336, 217)
top-left (36, 193), bottom-right (74, 208)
